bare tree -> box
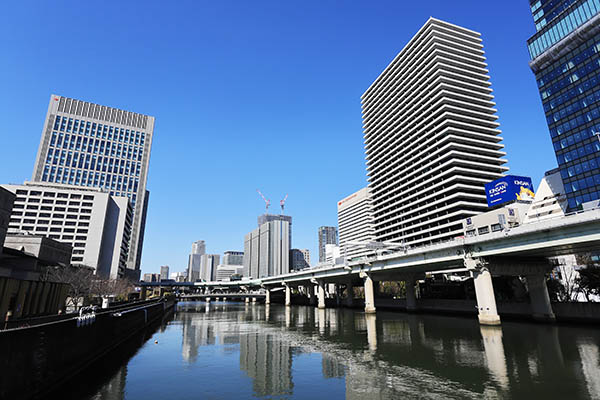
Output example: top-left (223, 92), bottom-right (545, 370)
top-left (575, 253), bottom-right (600, 302)
top-left (46, 265), bottom-right (95, 311)
top-left (91, 277), bottom-right (135, 302)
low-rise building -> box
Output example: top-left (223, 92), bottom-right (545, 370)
top-left (216, 265), bottom-right (244, 281)
top-left (2, 182), bottom-right (132, 279)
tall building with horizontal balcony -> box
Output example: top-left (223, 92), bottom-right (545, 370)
top-left (527, 0), bottom-right (600, 210)
top-left (2, 181), bottom-right (132, 279)
top-left (337, 186), bottom-right (375, 260)
top-left (31, 95), bottom-right (154, 279)
top-left (363, 18), bottom-right (508, 247)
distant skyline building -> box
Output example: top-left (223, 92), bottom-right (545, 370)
top-left (337, 186), bottom-right (375, 260)
top-left (527, 0), bottom-right (600, 210)
top-left (362, 18), bottom-right (508, 247)
top-left (291, 248), bottom-right (310, 270)
top-left (243, 214), bottom-right (291, 279)
top-left (2, 181), bottom-right (132, 279)
top-left (325, 244), bottom-right (340, 264)
top-left (318, 226), bottom-right (337, 263)
top-left (200, 254), bottom-right (220, 282)
top-left (31, 94), bottom-right (155, 279)
top-left (160, 265), bottom-right (169, 281)
top-left (216, 264), bottom-right (244, 281)
top-left (187, 240), bottom-right (205, 282)
top-left (223, 250), bottom-right (243, 266)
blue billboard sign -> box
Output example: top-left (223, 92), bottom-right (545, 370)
top-left (484, 175), bottom-right (535, 207)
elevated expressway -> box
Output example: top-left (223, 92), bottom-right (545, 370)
top-left (143, 209), bottom-right (600, 325)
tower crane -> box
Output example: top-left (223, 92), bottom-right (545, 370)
top-left (256, 189), bottom-right (270, 213)
top-left (280, 194), bottom-right (288, 214)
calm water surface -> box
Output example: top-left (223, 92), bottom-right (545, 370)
top-left (57, 302), bottom-right (600, 399)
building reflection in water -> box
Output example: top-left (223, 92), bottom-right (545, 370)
top-left (82, 303), bottom-right (600, 400)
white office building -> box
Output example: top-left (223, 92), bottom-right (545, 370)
top-left (216, 264), bottom-right (244, 281)
top-left (337, 186), bottom-right (376, 260)
top-left (2, 181), bottom-right (132, 279)
top-left (325, 244), bottom-right (340, 264)
top-left (362, 18), bottom-right (508, 247)
top-left (187, 240), bottom-right (205, 282)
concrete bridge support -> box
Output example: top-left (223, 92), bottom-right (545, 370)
top-left (285, 285), bottom-right (291, 306)
top-left (265, 289), bottom-right (271, 305)
top-left (317, 281), bottom-right (326, 309)
top-left (245, 297), bottom-right (250, 304)
top-left (405, 277), bottom-right (417, 312)
top-left (345, 280), bottom-right (354, 307)
top-left (362, 273), bottom-right (376, 314)
top-left (527, 274), bottom-right (556, 322)
top-left (308, 285), bottom-right (317, 306)
top-left (472, 267), bottom-right (501, 326)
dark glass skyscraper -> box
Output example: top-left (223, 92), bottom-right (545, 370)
top-left (527, 0), bottom-right (600, 210)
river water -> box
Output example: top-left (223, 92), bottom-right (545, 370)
top-left (56, 302), bottom-right (600, 399)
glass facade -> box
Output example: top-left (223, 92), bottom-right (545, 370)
top-left (529, 0), bottom-right (600, 210)
top-left (527, 0), bottom-right (600, 59)
top-left (40, 115), bottom-right (145, 207)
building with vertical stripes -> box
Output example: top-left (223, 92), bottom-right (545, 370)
top-left (362, 18), bottom-right (508, 248)
top-left (31, 95), bottom-right (154, 279)
top-left (243, 214), bottom-right (291, 279)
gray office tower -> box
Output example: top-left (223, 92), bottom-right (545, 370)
top-left (318, 226), bottom-right (337, 263)
top-left (363, 18), bottom-right (507, 247)
top-left (527, 0), bottom-right (600, 210)
top-left (187, 240), bottom-right (206, 282)
top-left (160, 265), bottom-right (170, 281)
top-left (31, 95), bottom-right (155, 279)
top-left (243, 214), bottom-right (291, 279)
top-left (223, 251), bottom-right (244, 265)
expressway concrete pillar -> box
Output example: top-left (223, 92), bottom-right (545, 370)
top-left (526, 274), bottom-right (556, 322)
top-left (317, 281), bottom-right (326, 309)
top-left (363, 274), bottom-right (376, 314)
top-left (405, 277), bottom-right (417, 312)
top-left (265, 289), bottom-right (271, 305)
top-left (252, 297), bottom-right (257, 303)
top-left (472, 267), bottom-right (500, 326)
top-left (245, 297), bottom-right (250, 304)
top-left (308, 284), bottom-right (317, 306)
top-left (345, 280), bottom-right (354, 307)
top-left (285, 285), bottom-right (291, 306)
top-left (141, 286), bottom-right (147, 301)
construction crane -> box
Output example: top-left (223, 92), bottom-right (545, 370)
top-left (256, 189), bottom-right (270, 213)
top-left (280, 194), bottom-right (288, 214)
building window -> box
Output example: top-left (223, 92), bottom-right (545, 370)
top-left (491, 224), bottom-right (503, 232)
top-left (478, 226), bottom-right (490, 235)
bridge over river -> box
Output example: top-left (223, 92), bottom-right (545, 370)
top-left (141, 208), bottom-right (600, 326)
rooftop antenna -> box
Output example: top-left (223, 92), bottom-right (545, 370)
top-left (256, 189), bottom-right (270, 213)
top-left (280, 194), bottom-right (288, 214)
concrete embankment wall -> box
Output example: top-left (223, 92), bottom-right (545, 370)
top-left (374, 298), bottom-right (600, 323)
top-left (0, 298), bottom-right (174, 400)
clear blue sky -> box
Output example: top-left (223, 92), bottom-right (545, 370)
top-left (0, 1), bottom-right (553, 275)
